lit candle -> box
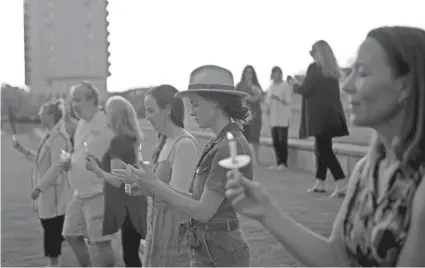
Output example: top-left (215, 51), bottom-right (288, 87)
top-left (138, 143), bottom-right (144, 162)
top-left (83, 142), bottom-right (88, 155)
top-left (226, 132), bottom-right (237, 164)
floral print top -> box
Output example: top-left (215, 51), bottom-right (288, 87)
top-left (342, 156), bottom-right (424, 266)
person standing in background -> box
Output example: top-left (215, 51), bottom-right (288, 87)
top-left (293, 40), bottom-right (349, 197)
top-left (236, 65), bottom-right (264, 166)
top-left (265, 67), bottom-right (292, 170)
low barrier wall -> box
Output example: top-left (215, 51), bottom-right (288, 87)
top-left (139, 120), bottom-right (368, 178)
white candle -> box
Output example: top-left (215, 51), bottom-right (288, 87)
top-left (138, 143), bottom-right (144, 162)
top-left (226, 132), bottom-right (237, 164)
top-left (83, 142), bottom-right (88, 155)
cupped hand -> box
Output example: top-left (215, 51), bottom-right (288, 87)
top-left (225, 170), bottom-right (275, 222)
top-left (85, 155), bottom-right (100, 173)
top-left (111, 168), bottom-right (137, 185)
top-left (59, 158), bottom-right (71, 171)
top-left (126, 162), bottom-right (158, 186)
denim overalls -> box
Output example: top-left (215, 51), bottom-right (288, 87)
top-left (178, 123), bottom-right (253, 267)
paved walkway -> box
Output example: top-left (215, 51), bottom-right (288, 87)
top-left (2, 131), bottom-right (343, 266)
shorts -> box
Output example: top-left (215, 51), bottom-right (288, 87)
top-left (62, 193), bottom-right (113, 243)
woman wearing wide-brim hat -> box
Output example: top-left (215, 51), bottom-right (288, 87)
top-left (114, 65), bottom-right (254, 267)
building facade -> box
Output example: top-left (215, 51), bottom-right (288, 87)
top-left (24, 0), bottom-right (111, 100)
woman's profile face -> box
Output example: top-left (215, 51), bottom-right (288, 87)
top-left (38, 106), bottom-right (54, 128)
top-left (188, 94), bottom-right (216, 129)
top-left (144, 95), bottom-right (168, 133)
top-left (342, 37), bottom-right (407, 128)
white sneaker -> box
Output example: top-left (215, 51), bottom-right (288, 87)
top-left (276, 164), bottom-right (286, 170)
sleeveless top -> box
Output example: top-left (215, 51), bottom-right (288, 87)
top-left (153, 134), bottom-right (199, 188)
top-left (143, 134), bottom-right (199, 267)
top-left (342, 156), bottom-right (425, 266)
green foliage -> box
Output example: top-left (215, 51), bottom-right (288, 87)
top-left (1, 84), bottom-right (150, 123)
top-left (109, 87), bottom-right (150, 118)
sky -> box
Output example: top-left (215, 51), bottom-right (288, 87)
top-left (0, 0), bottom-right (424, 92)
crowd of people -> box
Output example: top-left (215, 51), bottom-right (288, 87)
top-left (10, 25), bottom-right (425, 267)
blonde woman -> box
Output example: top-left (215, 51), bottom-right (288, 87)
top-left (85, 95), bottom-right (148, 267)
top-left (293, 40), bottom-right (349, 197)
top-left (13, 99), bottom-right (72, 267)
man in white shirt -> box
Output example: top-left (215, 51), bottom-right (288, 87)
top-left (61, 82), bottom-right (115, 266)
top-left (265, 68), bottom-right (293, 170)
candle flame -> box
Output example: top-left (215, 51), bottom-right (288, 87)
top-left (226, 132), bottom-right (234, 141)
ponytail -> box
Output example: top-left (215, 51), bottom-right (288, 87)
top-left (151, 133), bottom-right (167, 165)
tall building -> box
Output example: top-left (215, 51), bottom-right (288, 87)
top-left (24, 0), bottom-right (111, 100)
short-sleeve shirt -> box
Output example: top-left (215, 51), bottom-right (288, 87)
top-left (100, 135), bottom-right (148, 237)
top-left (191, 123), bottom-right (254, 222)
top-left (69, 111), bottom-right (113, 198)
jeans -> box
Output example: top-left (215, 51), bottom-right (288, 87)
top-left (271, 126), bottom-right (289, 166)
top-left (189, 228), bottom-right (250, 267)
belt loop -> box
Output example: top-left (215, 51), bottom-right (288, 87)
top-left (226, 221), bottom-right (231, 232)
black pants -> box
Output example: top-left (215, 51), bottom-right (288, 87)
top-left (271, 126), bottom-right (289, 166)
top-left (40, 215), bottom-right (65, 258)
top-left (121, 215), bottom-right (143, 267)
top-left (314, 134), bottom-right (346, 181)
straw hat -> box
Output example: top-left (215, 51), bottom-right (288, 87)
top-left (174, 65), bottom-right (249, 99)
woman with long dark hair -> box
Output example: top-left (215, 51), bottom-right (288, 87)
top-left (118, 85), bottom-right (199, 266)
top-left (114, 65), bottom-right (253, 266)
top-left (225, 26), bottom-right (425, 266)
top-left (236, 65), bottom-right (264, 166)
